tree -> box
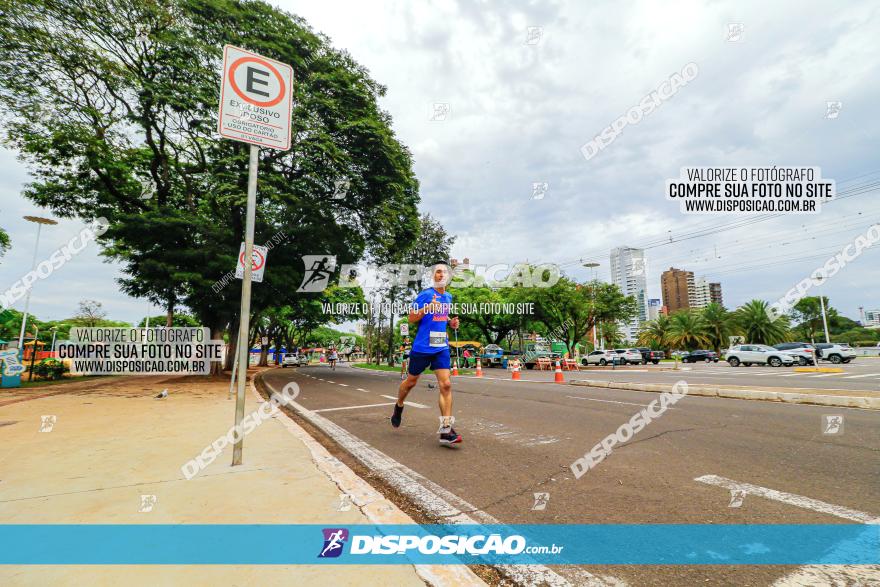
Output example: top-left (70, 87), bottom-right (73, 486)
top-left (637, 314), bottom-right (672, 353)
top-left (531, 277), bottom-right (638, 356)
top-left (137, 313), bottom-right (200, 327)
top-left (74, 300), bottom-right (108, 327)
top-left (0, 0), bottom-right (420, 373)
top-left (792, 296), bottom-right (835, 343)
top-left (736, 299), bottom-right (790, 345)
top-left (700, 303), bottom-right (736, 354)
top-left (667, 310), bottom-right (710, 351)
top-left (0, 225), bottom-right (9, 260)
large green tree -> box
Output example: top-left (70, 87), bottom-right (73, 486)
top-left (736, 299), bottom-right (790, 345)
top-left (667, 310), bottom-right (710, 351)
top-left (700, 302), bottom-right (736, 354)
top-left (0, 0), bottom-right (420, 372)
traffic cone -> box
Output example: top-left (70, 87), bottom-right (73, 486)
top-left (554, 360), bottom-right (565, 384)
top-left (451, 358), bottom-right (459, 377)
top-left (475, 359), bottom-right (483, 377)
top-left (511, 360), bottom-right (521, 380)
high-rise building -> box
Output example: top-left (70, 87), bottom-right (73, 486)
top-left (610, 246), bottom-right (648, 341)
top-left (661, 267), bottom-right (694, 313)
top-left (692, 278), bottom-right (712, 309)
top-left (864, 309), bottom-right (880, 327)
top-left (709, 282), bottom-right (723, 307)
top-left (647, 298), bottom-right (662, 321)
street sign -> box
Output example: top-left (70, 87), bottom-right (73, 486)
top-left (235, 243), bottom-right (268, 282)
top-left (218, 45), bottom-right (293, 151)
top-left (399, 323), bottom-right (409, 336)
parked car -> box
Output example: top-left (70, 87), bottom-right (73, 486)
top-left (635, 347), bottom-right (665, 364)
top-left (609, 348), bottom-right (643, 365)
top-left (773, 342), bottom-right (816, 366)
top-left (681, 349), bottom-right (719, 363)
top-left (582, 350), bottom-right (615, 366)
top-left (281, 354), bottom-right (306, 368)
top-left (814, 343), bottom-right (857, 364)
top-left (725, 345), bottom-right (795, 367)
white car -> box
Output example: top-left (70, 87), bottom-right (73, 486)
top-left (725, 344), bottom-right (795, 367)
top-left (582, 350), bottom-right (616, 366)
top-left (611, 348), bottom-right (643, 365)
top-left (281, 354), bottom-right (306, 368)
top-left (814, 343), bottom-right (857, 364)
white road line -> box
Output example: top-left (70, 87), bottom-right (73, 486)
top-left (356, 388), bottom-right (370, 393)
top-left (809, 373), bottom-right (841, 378)
top-left (312, 402), bottom-right (396, 413)
top-left (326, 380), bottom-right (336, 384)
top-left (777, 373), bottom-right (801, 377)
top-left (380, 395), bottom-right (429, 408)
top-left (566, 395), bottom-right (664, 408)
top-left (265, 380), bottom-right (618, 587)
top-left (694, 474), bottom-right (880, 524)
top-left (844, 373), bottom-right (880, 379)
top-left (338, 383), bottom-right (349, 387)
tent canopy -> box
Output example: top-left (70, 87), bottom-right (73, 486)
top-left (448, 341), bottom-right (482, 349)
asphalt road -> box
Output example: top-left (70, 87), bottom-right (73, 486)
top-left (263, 363), bottom-right (880, 587)
top-left (501, 359), bottom-right (880, 393)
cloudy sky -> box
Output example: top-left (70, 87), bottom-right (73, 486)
top-left (1, 0), bottom-right (878, 325)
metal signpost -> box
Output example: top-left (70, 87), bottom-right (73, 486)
top-left (218, 44), bottom-right (293, 466)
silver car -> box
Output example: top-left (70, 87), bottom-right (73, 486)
top-left (725, 344), bottom-right (795, 367)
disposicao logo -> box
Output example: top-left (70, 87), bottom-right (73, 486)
top-left (318, 528), bottom-right (348, 558)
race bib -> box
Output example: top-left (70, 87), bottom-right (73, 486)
top-left (429, 331), bottom-right (447, 348)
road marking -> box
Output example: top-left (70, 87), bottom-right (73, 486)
top-left (380, 394), bottom-right (428, 408)
top-left (844, 373), bottom-right (880, 379)
top-left (356, 388), bottom-right (369, 392)
top-left (777, 373), bottom-right (801, 377)
top-left (566, 395), bottom-right (665, 408)
top-left (809, 373), bottom-right (841, 378)
top-left (312, 402), bottom-right (396, 413)
top-left (326, 380), bottom-right (336, 384)
top-left (338, 383), bottom-right (349, 387)
top-left (694, 474), bottom-right (879, 524)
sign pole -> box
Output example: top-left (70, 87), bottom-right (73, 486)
top-left (232, 144), bottom-right (259, 466)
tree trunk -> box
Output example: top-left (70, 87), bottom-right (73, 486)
top-left (386, 292), bottom-right (395, 366)
top-left (210, 326), bottom-right (224, 376)
top-left (224, 314), bottom-right (239, 371)
top-left (166, 298), bottom-right (174, 327)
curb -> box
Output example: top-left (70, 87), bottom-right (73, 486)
top-left (568, 378), bottom-right (880, 410)
top-left (250, 376), bottom-right (486, 587)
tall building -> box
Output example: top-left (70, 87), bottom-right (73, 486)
top-left (864, 309), bottom-right (880, 328)
top-left (709, 282), bottom-right (723, 307)
top-left (692, 278), bottom-right (712, 309)
top-left (610, 246), bottom-right (648, 341)
top-left (661, 267), bottom-right (694, 313)
top-left (647, 298), bottom-right (662, 321)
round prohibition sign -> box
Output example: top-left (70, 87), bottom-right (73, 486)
top-left (228, 56), bottom-right (287, 108)
top-left (239, 248), bottom-right (265, 271)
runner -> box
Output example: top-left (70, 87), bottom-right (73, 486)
top-left (328, 347), bottom-right (338, 371)
top-left (390, 261), bottom-right (461, 446)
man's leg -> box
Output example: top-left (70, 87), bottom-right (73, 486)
top-left (433, 369), bottom-right (452, 417)
top-left (396, 373), bottom-right (420, 406)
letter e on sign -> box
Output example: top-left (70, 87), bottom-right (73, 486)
top-left (218, 45), bottom-right (293, 150)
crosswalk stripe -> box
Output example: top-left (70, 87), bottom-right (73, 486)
top-left (808, 373), bottom-right (841, 378)
top-left (843, 373), bottom-right (880, 379)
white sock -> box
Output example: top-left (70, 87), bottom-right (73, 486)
top-left (438, 415), bottom-right (455, 432)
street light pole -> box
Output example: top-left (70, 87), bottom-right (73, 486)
top-left (583, 262), bottom-right (600, 350)
top-left (819, 295), bottom-right (830, 344)
top-left (17, 216), bottom-right (58, 352)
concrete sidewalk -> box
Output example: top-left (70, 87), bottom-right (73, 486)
top-left (0, 371), bottom-right (484, 586)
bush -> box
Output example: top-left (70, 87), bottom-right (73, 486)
top-left (32, 359), bottom-right (68, 380)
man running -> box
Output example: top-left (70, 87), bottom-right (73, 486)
top-left (328, 347), bottom-right (338, 371)
top-left (390, 261), bottom-right (461, 446)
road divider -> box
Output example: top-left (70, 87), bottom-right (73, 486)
top-left (569, 379), bottom-right (880, 410)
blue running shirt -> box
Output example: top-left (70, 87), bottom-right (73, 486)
top-left (410, 288), bottom-right (453, 354)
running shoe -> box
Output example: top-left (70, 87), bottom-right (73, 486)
top-left (390, 403), bottom-right (404, 428)
top-left (438, 428), bottom-right (462, 445)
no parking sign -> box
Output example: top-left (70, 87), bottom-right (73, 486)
top-left (235, 243), bottom-right (268, 282)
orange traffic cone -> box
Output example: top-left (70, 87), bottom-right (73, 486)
top-left (511, 360), bottom-right (521, 380)
top-left (451, 358), bottom-right (459, 377)
top-left (554, 360), bottom-right (565, 384)
top-left (475, 359), bottom-right (483, 377)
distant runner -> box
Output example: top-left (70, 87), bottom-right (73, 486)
top-left (328, 347), bottom-right (338, 371)
top-left (390, 261), bottom-right (461, 446)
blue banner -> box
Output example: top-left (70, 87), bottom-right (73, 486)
top-left (0, 524), bottom-right (876, 565)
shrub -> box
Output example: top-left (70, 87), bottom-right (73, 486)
top-left (32, 359), bottom-right (68, 380)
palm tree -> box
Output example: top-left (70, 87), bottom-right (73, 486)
top-left (667, 310), bottom-right (710, 350)
top-left (637, 314), bottom-right (672, 353)
top-left (735, 299), bottom-right (790, 344)
top-left (701, 303), bottom-right (735, 354)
